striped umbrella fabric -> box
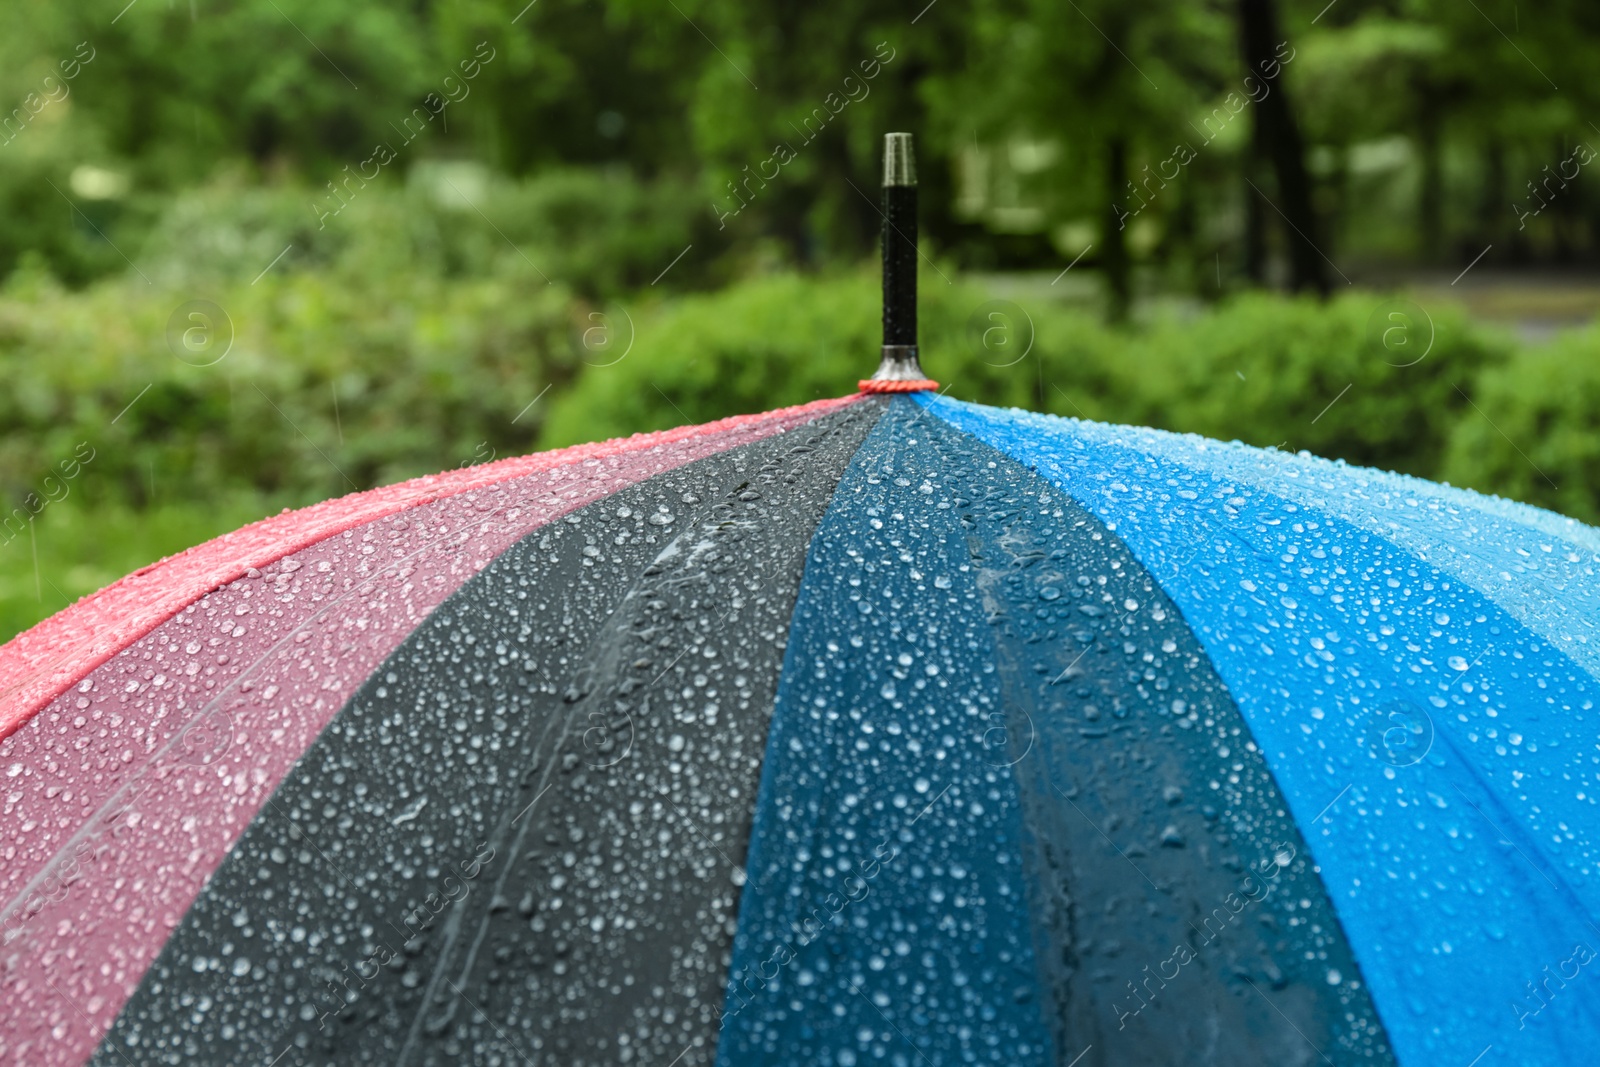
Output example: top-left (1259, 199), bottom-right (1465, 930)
top-left (2, 390), bottom-right (1597, 1067)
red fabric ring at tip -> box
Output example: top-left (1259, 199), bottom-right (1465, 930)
top-left (858, 379), bottom-right (940, 394)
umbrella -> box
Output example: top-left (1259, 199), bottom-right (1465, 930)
top-left (2, 135), bottom-right (1599, 1067)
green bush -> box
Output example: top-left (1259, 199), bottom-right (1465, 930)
top-left (543, 273), bottom-right (1515, 488)
top-left (1076, 292), bottom-right (1514, 480)
top-left (0, 255), bottom-right (582, 639)
top-left (539, 270), bottom-right (904, 444)
top-left (478, 167), bottom-right (729, 298)
top-left (1442, 328), bottom-right (1600, 524)
top-left (0, 260), bottom-right (574, 516)
top-left (0, 116), bottom-right (159, 286)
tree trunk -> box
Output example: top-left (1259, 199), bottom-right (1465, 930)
top-left (1417, 99), bottom-right (1443, 262)
top-left (1238, 0), bottom-right (1327, 293)
top-left (1553, 136), bottom-right (1576, 263)
top-left (1476, 139), bottom-right (1505, 250)
top-left (1243, 126), bottom-right (1268, 283)
top-left (1103, 136), bottom-right (1131, 322)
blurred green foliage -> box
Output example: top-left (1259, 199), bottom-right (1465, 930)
top-left (1442, 326), bottom-right (1600, 523)
top-left (0, 250), bottom-right (1590, 640)
top-left (0, 221), bottom-right (570, 513)
top-left (3, 0), bottom-right (1600, 643)
top-left (6, 0), bottom-right (1600, 282)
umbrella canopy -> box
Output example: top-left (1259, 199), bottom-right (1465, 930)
top-left (7, 133), bottom-right (1600, 1067)
top-left (2, 389), bottom-right (1599, 1067)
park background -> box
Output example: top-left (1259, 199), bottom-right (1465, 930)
top-left (1, 0), bottom-right (1597, 642)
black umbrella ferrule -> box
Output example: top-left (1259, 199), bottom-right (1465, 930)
top-left (863, 132), bottom-right (934, 391)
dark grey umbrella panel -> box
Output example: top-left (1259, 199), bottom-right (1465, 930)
top-left (93, 404), bottom-right (881, 1066)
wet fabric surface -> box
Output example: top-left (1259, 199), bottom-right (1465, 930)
top-left (719, 399), bottom-right (1389, 1066)
top-left (715, 399), bottom-right (1054, 1066)
top-left (910, 404), bottom-right (1389, 1064)
top-left (1031, 409), bottom-right (1600, 680)
top-left (1, 402), bottom-right (841, 1067)
top-left (16, 388), bottom-right (1596, 1067)
top-left (92, 403), bottom-right (881, 1066)
top-left (924, 395), bottom-right (1600, 1067)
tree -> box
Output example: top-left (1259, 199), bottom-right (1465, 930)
top-left (1238, 0), bottom-right (1324, 293)
top-left (938, 0), bottom-right (1225, 319)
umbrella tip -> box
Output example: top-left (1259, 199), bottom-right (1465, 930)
top-left (883, 131), bottom-right (917, 187)
top-left (862, 133), bottom-right (937, 395)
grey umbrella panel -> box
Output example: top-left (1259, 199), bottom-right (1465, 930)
top-left (92, 403), bottom-right (883, 1066)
